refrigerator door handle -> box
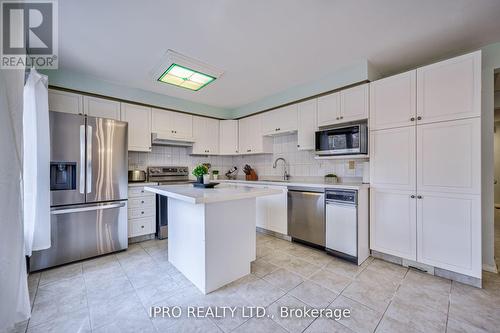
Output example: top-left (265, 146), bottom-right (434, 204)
top-left (79, 125), bottom-right (85, 194)
top-left (51, 202), bottom-right (126, 215)
top-left (86, 125), bottom-right (92, 193)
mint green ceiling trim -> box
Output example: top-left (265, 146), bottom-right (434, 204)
top-left (39, 69), bottom-right (233, 119)
top-left (40, 60), bottom-right (378, 120)
top-left (231, 60), bottom-right (378, 119)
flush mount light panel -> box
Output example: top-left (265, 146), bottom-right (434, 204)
top-left (153, 50), bottom-right (223, 92)
top-left (158, 63), bottom-right (216, 91)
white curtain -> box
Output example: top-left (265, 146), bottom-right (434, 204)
top-left (0, 68), bottom-right (31, 330)
top-left (23, 68), bottom-right (51, 256)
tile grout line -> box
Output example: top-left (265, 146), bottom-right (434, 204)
top-left (444, 281), bottom-right (453, 333)
top-left (80, 263), bottom-right (94, 332)
top-left (371, 267), bottom-right (410, 333)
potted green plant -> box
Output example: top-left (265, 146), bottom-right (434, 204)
top-left (212, 170), bottom-right (219, 180)
top-left (192, 164), bottom-right (209, 183)
top-left (325, 173), bottom-right (338, 184)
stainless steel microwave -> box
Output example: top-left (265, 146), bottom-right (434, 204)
top-left (315, 123), bottom-right (368, 156)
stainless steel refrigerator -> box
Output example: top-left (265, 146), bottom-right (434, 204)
top-left (30, 111), bottom-right (128, 271)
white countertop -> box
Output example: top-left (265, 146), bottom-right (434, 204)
top-left (128, 182), bottom-right (158, 187)
top-left (217, 179), bottom-right (369, 190)
top-left (144, 184), bottom-right (282, 204)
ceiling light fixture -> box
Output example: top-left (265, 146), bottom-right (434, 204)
top-left (153, 50), bottom-right (223, 92)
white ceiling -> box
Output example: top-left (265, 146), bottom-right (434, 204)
top-left (59, 0), bottom-right (500, 109)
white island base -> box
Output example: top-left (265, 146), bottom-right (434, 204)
top-left (169, 198), bottom-right (256, 294)
top-left (145, 184), bottom-right (281, 294)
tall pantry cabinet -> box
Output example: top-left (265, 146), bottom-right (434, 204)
top-left (369, 51), bottom-right (482, 279)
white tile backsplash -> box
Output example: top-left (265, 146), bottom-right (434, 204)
top-left (129, 133), bottom-right (366, 181)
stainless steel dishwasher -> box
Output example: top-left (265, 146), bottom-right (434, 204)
top-left (287, 187), bottom-right (325, 247)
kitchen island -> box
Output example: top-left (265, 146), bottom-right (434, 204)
top-left (144, 184), bottom-right (281, 294)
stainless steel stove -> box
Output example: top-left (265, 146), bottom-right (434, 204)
top-left (147, 166), bottom-right (191, 185)
top-left (147, 166), bottom-right (192, 239)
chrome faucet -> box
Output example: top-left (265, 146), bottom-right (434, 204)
top-left (273, 157), bottom-right (290, 181)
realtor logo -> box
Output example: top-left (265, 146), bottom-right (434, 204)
top-left (1, 0), bottom-right (58, 69)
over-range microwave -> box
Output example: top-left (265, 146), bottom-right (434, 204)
top-left (315, 122), bottom-right (368, 156)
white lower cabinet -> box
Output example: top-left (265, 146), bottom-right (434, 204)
top-left (128, 185), bottom-right (156, 238)
top-left (417, 192), bottom-right (481, 277)
top-left (370, 188), bottom-right (417, 260)
top-left (253, 185), bottom-right (287, 235)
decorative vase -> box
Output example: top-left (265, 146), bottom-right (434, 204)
top-left (197, 176), bottom-right (203, 184)
top-left (203, 174), bottom-right (210, 184)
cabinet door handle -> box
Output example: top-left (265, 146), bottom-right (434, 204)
top-left (340, 116), bottom-right (343, 120)
top-left (410, 195), bottom-right (415, 198)
top-left (336, 117), bottom-right (339, 120)
top-left (141, 200), bottom-right (144, 204)
top-left (141, 225), bottom-right (144, 229)
top-left (297, 144), bottom-right (300, 147)
top-left (141, 211), bottom-right (144, 214)
top-left (410, 117), bottom-right (415, 121)
top-left (417, 195), bottom-right (423, 199)
top-left (417, 116), bottom-right (422, 121)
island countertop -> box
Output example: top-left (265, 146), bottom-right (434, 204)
top-left (144, 184), bottom-right (282, 204)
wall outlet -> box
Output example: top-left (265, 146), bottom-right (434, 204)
top-left (348, 160), bottom-right (355, 170)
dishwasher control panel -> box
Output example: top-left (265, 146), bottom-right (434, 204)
top-left (325, 189), bottom-right (357, 204)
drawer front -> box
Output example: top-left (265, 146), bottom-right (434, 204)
top-left (129, 196), bottom-right (155, 209)
top-left (128, 186), bottom-right (155, 198)
top-left (129, 217), bottom-right (155, 237)
top-left (128, 207), bottom-right (155, 219)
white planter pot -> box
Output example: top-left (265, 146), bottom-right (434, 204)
top-left (203, 174), bottom-right (210, 184)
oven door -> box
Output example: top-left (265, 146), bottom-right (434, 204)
top-left (315, 124), bottom-right (367, 156)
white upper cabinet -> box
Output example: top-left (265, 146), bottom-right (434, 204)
top-left (83, 96), bottom-right (121, 120)
top-left (417, 51), bottom-right (481, 124)
top-left (219, 120), bottom-right (239, 155)
top-left (416, 117), bottom-right (480, 195)
top-left (317, 84), bottom-right (369, 127)
top-left (120, 103), bottom-right (151, 152)
top-left (417, 192), bottom-right (481, 277)
top-left (370, 188), bottom-right (417, 260)
top-left (370, 70), bottom-right (417, 130)
top-left (340, 83), bottom-right (369, 123)
top-left (370, 126), bottom-right (416, 191)
top-left (48, 89), bottom-right (83, 115)
top-left (297, 99), bottom-right (318, 150)
top-left (317, 92), bottom-right (341, 127)
top-left (262, 104), bottom-right (298, 136)
top-left (238, 114), bottom-right (272, 154)
top-left (151, 108), bottom-right (193, 141)
top-left (192, 116), bottom-right (219, 155)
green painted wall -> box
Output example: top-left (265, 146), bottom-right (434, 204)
top-left (231, 61), bottom-right (375, 118)
top-left (40, 60), bottom-right (376, 120)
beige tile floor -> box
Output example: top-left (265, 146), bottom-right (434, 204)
top-left (16, 232), bottom-right (500, 333)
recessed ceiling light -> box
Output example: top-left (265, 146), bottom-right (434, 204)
top-left (158, 64), bottom-right (216, 91)
top-left (152, 50), bottom-right (223, 92)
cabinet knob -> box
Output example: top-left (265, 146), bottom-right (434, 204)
top-left (410, 117), bottom-right (415, 121)
top-left (141, 200), bottom-right (144, 203)
top-left (340, 116), bottom-right (343, 120)
top-left (410, 195), bottom-right (415, 198)
top-left (417, 116), bottom-right (422, 121)
top-left (141, 211), bottom-right (144, 214)
top-left (297, 144), bottom-right (300, 147)
top-left (336, 117), bottom-right (339, 120)
top-left (417, 195), bottom-right (423, 199)
top-left (141, 225), bottom-right (144, 229)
